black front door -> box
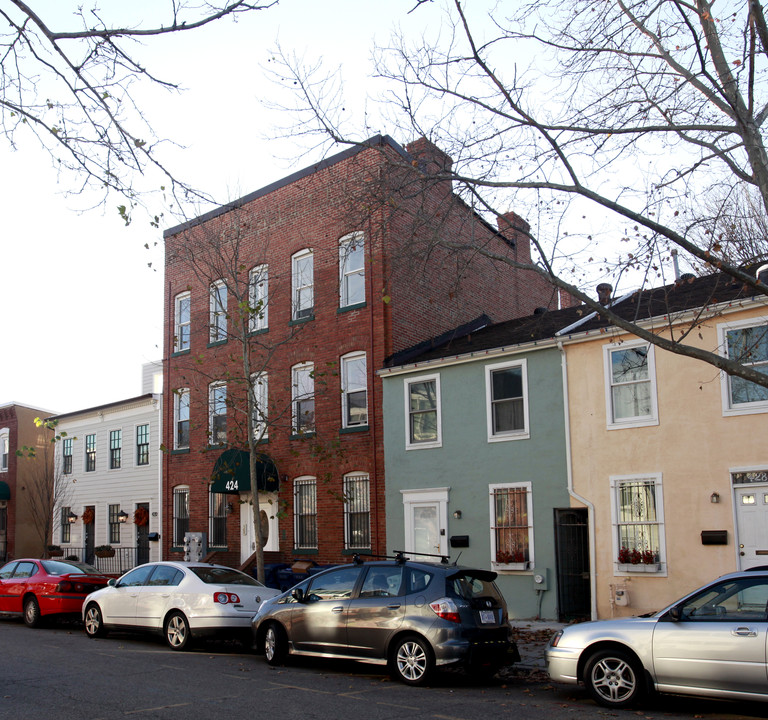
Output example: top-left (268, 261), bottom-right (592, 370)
top-left (85, 506), bottom-right (95, 564)
top-left (136, 503), bottom-right (150, 565)
top-left (554, 508), bottom-right (590, 621)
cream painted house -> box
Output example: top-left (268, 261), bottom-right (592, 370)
top-left (561, 270), bottom-right (768, 618)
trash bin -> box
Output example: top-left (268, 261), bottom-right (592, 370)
top-left (259, 562), bottom-right (289, 589)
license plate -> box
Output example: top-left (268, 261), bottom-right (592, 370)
top-left (479, 610), bottom-right (495, 624)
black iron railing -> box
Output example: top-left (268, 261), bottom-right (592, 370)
top-left (60, 546), bottom-right (139, 575)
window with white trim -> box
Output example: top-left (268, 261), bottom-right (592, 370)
top-left (174, 389), bottom-right (190, 450)
top-left (174, 291), bottom-right (191, 352)
top-left (294, 476), bottom-right (317, 549)
top-left (485, 359), bottom-right (529, 441)
top-left (109, 430), bottom-right (122, 469)
top-left (62, 437), bottom-right (73, 474)
top-left (718, 318), bottom-right (768, 415)
top-left (136, 424), bottom-right (150, 466)
top-left (209, 491), bottom-right (227, 548)
top-left (343, 473), bottom-right (370, 549)
top-left (249, 264), bottom-right (268, 332)
top-left (109, 504), bottom-right (121, 544)
top-left (85, 434), bottom-right (96, 472)
top-left (611, 473), bottom-right (665, 572)
top-left (173, 486), bottom-right (190, 547)
top-left (405, 374), bottom-right (441, 449)
top-left (209, 280), bottom-right (228, 343)
top-left (341, 352), bottom-right (367, 428)
top-left (291, 249), bottom-right (314, 320)
top-left (0, 429), bottom-right (7, 472)
top-left (339, 232), bottom-right (365, 307)
top-left (60, 506), bottom-right (71, 544)
top-left (251, 372), bottom-right (268, 440)
top-left (292, 363), bottom-right (315, 434)
top-left (209, 382), bottom-right (227, 445)
top-left (604, 341), bottom-right (658, 428)
top-left (489, 482), bottom-right (533, 568)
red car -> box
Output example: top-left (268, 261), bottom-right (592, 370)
top-left (0, 558), bottom-right (112, 627)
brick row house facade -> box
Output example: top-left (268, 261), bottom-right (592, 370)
top-left (161, 135), bottom-right (559, 571)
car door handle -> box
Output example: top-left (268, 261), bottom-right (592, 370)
top-left (732, 627), bottom-right (757, 637)
top-left (387, 604), bottom-right (402, 609)
top-left (331, 606), bottom-right (344, 614)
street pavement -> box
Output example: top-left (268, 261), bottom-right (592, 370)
top-left (508, 620), bottom-right (564, 674)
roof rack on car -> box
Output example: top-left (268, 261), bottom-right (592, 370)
top-left (392, 550), bottom-right (451, 565)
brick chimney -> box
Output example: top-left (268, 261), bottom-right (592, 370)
top-left (405, 137), bottom-right (453, 176)
top-left (497, 211), bottom-right (531, 264)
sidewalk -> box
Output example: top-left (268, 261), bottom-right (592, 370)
top-left (509, 621), bottom-right (565, 672)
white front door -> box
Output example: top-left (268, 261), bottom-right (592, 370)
top-left (402, 488), bottom-right (449, 558)
top-left (240, 493), bottom-right (279, 564)
top-left (735, 485), bottom-right (768, 569)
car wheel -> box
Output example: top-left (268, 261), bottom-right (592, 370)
top-left (584, 648), bottom-right (645, 708)
top-left (263, 622), bottom-right (287, 665)
top-left (84, 603), bottom-right (108, 638)
top-left (23, 596), bottom-right (43, 628)
top-left (165, 612), bottom-right (192, 651)
top-left (389, 635), bottom-right (434, 686)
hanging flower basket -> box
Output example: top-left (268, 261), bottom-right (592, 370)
top-left (81, 507), bottom-right (94, 525)
top-left (47, 545), bottom-right (63, 557)
top-left (134, 507), bottom-right (149, 526)
top-left (95, 545), bottom-right (115, 558)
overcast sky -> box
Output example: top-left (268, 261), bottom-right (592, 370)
top-left (1, 0), bottom-right (443, 414)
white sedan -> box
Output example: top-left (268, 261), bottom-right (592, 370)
top-left (82, 561), bottom-right (280, 650)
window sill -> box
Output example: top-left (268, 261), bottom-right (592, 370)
top-left (340, 425), bottom-right (369, 435)
top-left (337, 302), bottom-right (367, 314)
top-left (248, 327), bottom-right (269, 337)
top-left (617, 562), bottom-right (661, 573)
top-left (487, 430), bottom-right (530, 443)
top-left (607, 417), bottom-right (659, 430)
top-left (171, 349), bottom-right (191, 358)
top-left (289, 314), bottom-right (314, 326)
top-left (293, 548), bottom-right (318, 555)
top-left (170, 448), bottom-right (190, 455)
top-left (405, 441), bottom-right (442, 450)
top-left (722, 403), bottom-right (768, 417)
top-left (207, 339), bottom-right (228, 349)
top-left (493, 561), bottom-right (530, 571)
top-left (342, 548), bottom-right (372, 555)
top-left (290, 432), bottom-right (316, 440)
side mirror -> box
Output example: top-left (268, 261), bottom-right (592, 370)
top-left (291, 587), bottom-right (304, 603)
top-left (667, 605), bottom-right (681, 621)
top-left (108, 578), bottom-right (117, 587)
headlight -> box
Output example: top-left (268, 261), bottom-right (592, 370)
top-left (549, 629), bottom-right (563, 647)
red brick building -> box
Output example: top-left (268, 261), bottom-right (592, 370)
top-left (161, 135), bottom-right (557, 572)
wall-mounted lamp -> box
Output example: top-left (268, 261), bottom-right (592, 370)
top-left (452, 510), bottom-right (462, 519)
top-left (67, 511), bottom-right (78, 524)
top-left (117, 510), bottom-right (129, 524)
top-left (710, 492), bottom-right (720, 504)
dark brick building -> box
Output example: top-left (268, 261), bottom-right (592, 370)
top-left (161, 135), bottom-right (558, 572)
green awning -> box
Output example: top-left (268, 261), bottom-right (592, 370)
top-left (210, 449), bottom-right (279, 494)
top-left (0, 481), bottom-right (9, 500)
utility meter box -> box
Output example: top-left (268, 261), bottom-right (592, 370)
top-left (183, 532), bottom-right (207, 562)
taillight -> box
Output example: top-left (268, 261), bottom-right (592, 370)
top-left (429, 597), bottom-right (461, 623)
top-left (214, 592), bottom-right (240, 604)
top-left (56, 581), bottom-right (72, 592)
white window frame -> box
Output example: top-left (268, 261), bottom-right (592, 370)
top-left (209, 382), bottom-right (227, 446)
top-left (251, 372), bottom-right (268, 440)
top-left (404, 373), bottom-right (442, 450)
top-left (248, 264), bottom-right (269, 332)
top-left (174, 291), bottom-right (191, 353)
top-left (603, 340), bottom-right (659, 429)
top-left (343, 472), bottom-right (371, 550)
top-left (209, 280), bottom-right (228, 343)
top-left (610, 473), bottom-right (667, 576)
top-left (174, 388), bottom-right (190, 450)
top-left (293, 476), bottom-right (317, 549)
top-left (485, 358), bottom-right (530, 442)
top-left (292, 362), bottom-right (315, 434)
top-left (339, 231), bottom-right (365, 308)
top-left (291, 249), bottom-right (314, 320)
top-left (0, 428), bottom-right (9, 472)
top-left (109, 429), bottom-right (122, 470)
top-left (341, 351), bottom-right (368, 428)
top-left (717, 316), bottom-right (768, 416)
top-left (62, 436), bottom-right (73, 475)
top-left (489, 482), bottom-right (534, 570)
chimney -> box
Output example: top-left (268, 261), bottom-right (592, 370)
top-left (497, 211), bottom-right (531, 264)
top-left (596, 283), bottom-right (613, 305)
top-left (405, 137), bottom-right (453, 176)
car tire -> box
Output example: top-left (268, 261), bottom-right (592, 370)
top-left (164, 611), bottom-right (192, 651)
top-left (584, 648), bottom-right (645, 708)
top-left (263, 622), bottom-right (287, 665)
top-left (84, 603), bottom-right (108, 638)
top-left (389, 635), bottom-right (435, 686)
top-left (23, 596), bottom-right (43, 628)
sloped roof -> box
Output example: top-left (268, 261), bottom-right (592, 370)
top-left (386, 267), bottom-right (767, 368)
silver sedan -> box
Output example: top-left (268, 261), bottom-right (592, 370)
top-left (82, 561), bottom-right (280, 650)
top-left (546, 569), bottom-right (768, 708)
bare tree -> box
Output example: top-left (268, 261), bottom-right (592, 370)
top-left (268, 0), bottom-right (768, 389)
top-left (1, 1), bottom-right (277, 220)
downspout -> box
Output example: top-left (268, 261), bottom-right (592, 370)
top-left (558, 340), bottom-right (597, 621)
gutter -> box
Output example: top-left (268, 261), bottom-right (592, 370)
top-left (558, 340), bottom-right (597, 621)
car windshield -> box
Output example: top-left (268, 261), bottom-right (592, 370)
top-left (190, 566), bottom-right (263, 586)
top-left (41, 560), bottom-right (104, 575)
top-left (449, 572), bottom-right (504, 603)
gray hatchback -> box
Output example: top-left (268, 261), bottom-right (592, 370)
top-left (251, 553), bottom-right (519, 685)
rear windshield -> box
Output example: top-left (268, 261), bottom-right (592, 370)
top-left (41, 560), bottom-right (103, 575)
top-left (449, 573), bottom-right (504, 603)
top-left (190, 566), bottom-right (263, 586)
